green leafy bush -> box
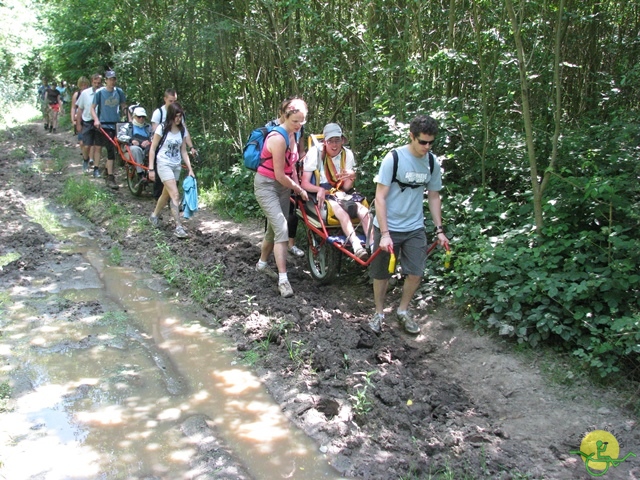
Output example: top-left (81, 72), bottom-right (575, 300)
top-left (447, 119), bottom-right (640, 376)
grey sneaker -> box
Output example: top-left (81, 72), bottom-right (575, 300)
top-left (174, 226), bottom-right (189, 239)
top-left (397, 311), bottom-right (420, 334)
top-left (256, 262), bottom-right (278, 280)
top-left (368, 312), bottom-right (384, 333)
top-left (149, 215), bottom-right (159, 227)
top-left (93, 167), bottom-right (101, 178)
top-left (106, 174), bottom-right (119, 190)
top-left (278, 281), bottom-right (294, 298)
top-left (82, 159), bottom-right (89, 173)
top-left (288, 245), bottom-right (305, 257)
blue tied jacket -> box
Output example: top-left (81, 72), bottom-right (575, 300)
top-left (182, 176), bottom-right (198, 219)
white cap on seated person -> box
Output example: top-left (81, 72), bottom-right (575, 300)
top-left (133, 107), bottom-right (147, 117)
top-left (323, 123), bottom-right (347, 142)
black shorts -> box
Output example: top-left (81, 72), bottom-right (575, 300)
top-left (369, 227), bottom-right (428, 279)
top-left (94, 128), bottom-right (116, 159)
top-left (81, 121), bottom-right (99, 146)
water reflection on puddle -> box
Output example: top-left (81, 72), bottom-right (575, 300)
top-left (0, 204), bottom-right (344, 479)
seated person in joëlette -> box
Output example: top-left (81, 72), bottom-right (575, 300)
top-left (300, 123), bottom-right (371, 259)
top-left (117, 106), bottom-right (152, 176)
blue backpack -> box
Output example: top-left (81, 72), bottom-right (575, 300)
top-left (242, 125), bottom-right (289, 171)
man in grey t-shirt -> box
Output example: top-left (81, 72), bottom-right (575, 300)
top-left (91, 70), bottom-right (127, 189)
top-left (368, 115), bottom-right (449, 334)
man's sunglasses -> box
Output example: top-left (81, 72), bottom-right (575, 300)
top-left (416, 138), bottom-right (436, 146)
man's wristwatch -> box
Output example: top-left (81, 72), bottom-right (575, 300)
top-left (434, 226), bottom-right (445, 234)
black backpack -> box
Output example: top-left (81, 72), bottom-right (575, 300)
top-left (391, 149), bottom-right (435, 192)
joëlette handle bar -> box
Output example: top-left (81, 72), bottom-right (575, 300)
top-left (98, 126), bottom-right (149, 171)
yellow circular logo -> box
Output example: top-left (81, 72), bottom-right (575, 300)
top-left (579, 430), bottom-right (620, 471)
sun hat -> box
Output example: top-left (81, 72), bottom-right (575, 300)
top-left (133, 106), bottom-right (147, 117)
top-left (105, 70), bottom-right (116, 79)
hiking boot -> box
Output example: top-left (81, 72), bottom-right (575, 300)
top-left (52, 128), bottom-right (56, 134)
top-left (149, 215), bottom-right (159, 228)
top-left (256, 262), bottom-right (278, 280)
top-left (288, 245), bottom-right (305, 257)
top-left (93, 167), bottom-right (101, 178)
top-left (106, 174), bottom-right (119, 190)
top-left (174, 226), bottom-right (189, 238)
top-left (82, 159), bottom-right (89, 174)
top-left (278, 281), bottom-right (294, 298)
top-left (44, 123), bottom-right (48, 130)
top-left (49, 126), bottom-right (53, 133)
top-left (368, 312), bottom-right (384, 333)
top-left (397, 311), bottom-right (420, 334)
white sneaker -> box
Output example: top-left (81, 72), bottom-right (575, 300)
top-left (278, 281), bottom-right (294, 298)
top-left (288, 245), bottom-right (305, 257)
top-left (256, 262), bottom-right (278, 280)
top-left (368, 312), bottom-right (384, 333)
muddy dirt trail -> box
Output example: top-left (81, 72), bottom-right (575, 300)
top-left (0, 120), bottom-right (638, 480)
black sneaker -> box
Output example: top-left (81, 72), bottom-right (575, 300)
top-left (106, 174), bottom-right (119, 190)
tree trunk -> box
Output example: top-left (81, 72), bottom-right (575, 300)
top-left (505, 0), bottom-right (544, 231)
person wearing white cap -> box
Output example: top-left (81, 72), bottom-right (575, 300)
top-left (301, 122), bottom-right (371, 259)
top-left (117, 106), bottom-right (151, 173)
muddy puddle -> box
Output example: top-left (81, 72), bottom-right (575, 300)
top-left (0, 201), bottom-right (343, 479)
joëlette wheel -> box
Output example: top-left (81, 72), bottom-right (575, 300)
top-left (306, 230), bottom-right (338, 284)
top-left (126, 164), bottom-right (144, 196)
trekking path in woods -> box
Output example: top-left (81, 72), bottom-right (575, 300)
top-left (0, 119), bottom-right (638, 479)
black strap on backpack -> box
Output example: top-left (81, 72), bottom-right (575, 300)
top-left (391, 149), bottom-right (435, 192)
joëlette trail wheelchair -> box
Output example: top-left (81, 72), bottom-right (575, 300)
top-left (100, 125), bottom-right (151, 196)
top-left (294, 133), bottom-right (382, 283)
top-left (294, 133), bottom-right (445, 284)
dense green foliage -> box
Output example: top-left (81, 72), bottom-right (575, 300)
top-left (21, 0), bottom-right (640, 374)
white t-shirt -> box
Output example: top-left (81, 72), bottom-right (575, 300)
top-left (304, 145), bottom-right (355, 185)
top-left (155, 124), bottom-right (184, 167)
top-left (151, 105), bottom-right (190, 137)
top-left (76, 87), bottom-right (97, 122)
top-left (150, 105), bottom-right (167, 126)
